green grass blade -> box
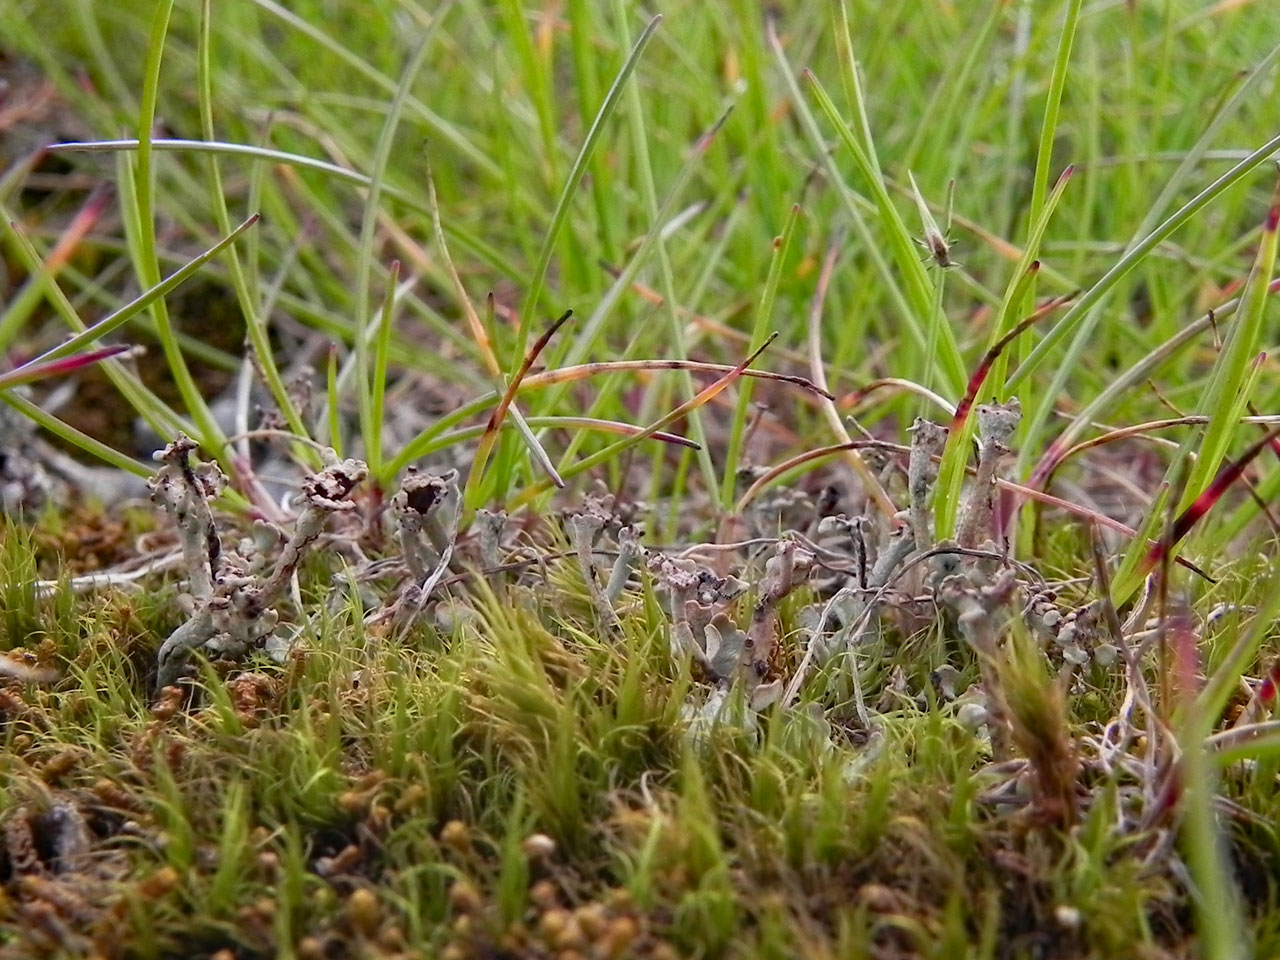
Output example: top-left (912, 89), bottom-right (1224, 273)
top-left (804, 70), bottom-right (966, 396)
top-left (609, 0), bottom-right (718, 511)
top-left (1178, 187), bottom-right (1279, 511)
top-left (1, 209), bottom-right (193, 440)
top-left (513, 14), bottom-right (660, 367)
top-left (1027, 0), bottom-right (1082, 243)
top-left (131, 0), bottom-right (226, 458)
top-left (1110, 189), bottom-right (1279, 601)
top-left (0, 392), bottom-right (151, 478)
top-left (369, 260), bottom-right (401, 477)
top-left (48, 137), bottom-right (529, 285)
top-left (1179, 566), bottom-right (1280, 960)
top-left (353, 31), bottom-right (435, 469)
top-left (198, 0), bottom-right (310, 445)
top-left (31, 216), bottom-right (260, 365)
top-left (1179, 722), bottom-right (1247, 960)
top-left (325, 344), bottom-right (343, 457)
top-left (719, 203), bottom-right (800, 509)
top-left (1007, 131), bottom-right (1280, 393)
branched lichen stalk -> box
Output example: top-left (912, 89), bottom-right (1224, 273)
top-left (151, 441), bottom-right (366, 689)
top-left (956, 400), bottom-right (1021, 549)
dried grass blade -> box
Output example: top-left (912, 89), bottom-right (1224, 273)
top-left (807, 233), bottom-right (897, 518)
top-left (511, 333), bottom-right (780, 509)
top-left (464, 309), bottom-right (574, 506)
top-left (423, 168), bottom-right (560, 489)
top-left (948, 287), bottom-right (1077, 435)
top-left (1140, 426), bottom-right (1280, 575)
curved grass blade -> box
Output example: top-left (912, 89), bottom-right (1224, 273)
top-left (735, 439), bottom-right (891, 516)
top-left (385, 357), bottom-right (832, 480)
top-left (1134, 426), bottom-right (1280, 582)
top-left (52, 138), bottom-right (399, 198)
top-left (719, 203), bottom-right (800, 508)
top-left (465, 310), bottom-right (575, 509)
top-left (1008, 130), bottom-right (1280, 393)
top-left (514, 14), bottom-right (661, 366)
top-left (0, 391), bottom-right (151, 478)
top-left (1043, 414), bottom-right (1280, 486)
top-left (525, 360), bottom-right (830, 399)
top-left (511, 334), bottom-right (781, 510)
top-left (354, 31), bottom-right (434, 473)
top-left (197, 0), bottom-right (310, 445)
top-left (49, 138), bottom-right (521, 282)
top-left (1210, 723), bottom-right (1280, 768)
top-left (408, 416), bottom-right (698, 459)
top-left (420, 166), bottom-right (561, 493)
top-left (934, 282), bottom-right (1076, 538)
top-left (0, 186), bottom-right (111, 351)
top-left (131, 0), bottom-right (226, 458)
top-left (840, 378), bottom-right (956, 417)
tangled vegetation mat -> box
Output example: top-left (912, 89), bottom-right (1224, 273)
top-left (3, 2), bottom-right (1280, 958)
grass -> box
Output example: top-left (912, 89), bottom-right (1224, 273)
top-left (3, 0), bottom-right (1280, 957)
